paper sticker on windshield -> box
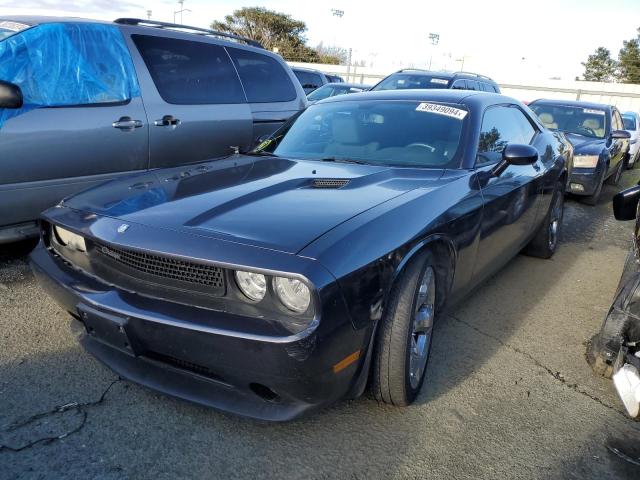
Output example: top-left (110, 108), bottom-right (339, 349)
top-left (430, 78), bottom-right (448, 85)
top-left (583, 108), bottom-right (605, 115)
top-left (0, 21), bottom-right (29, 32)
top-left (416, 103), bottom-right (468, 120)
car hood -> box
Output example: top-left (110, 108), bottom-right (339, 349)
top-left (563, 133), bottom-right (606, 154)
top-left (63, 156), bottom-right (445, 254)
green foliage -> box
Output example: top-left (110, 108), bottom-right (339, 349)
top-left (581, 47), bottom-right (617, 82)
top-left (211, 7), bottom-right (320, 62)
top-left (618, 29), bottom-right (640, 84)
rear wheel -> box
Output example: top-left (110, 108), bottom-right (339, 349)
top-left (372, 251), bottom-right (439, 406)
top-left (523, 181), bottom-right (564, 259)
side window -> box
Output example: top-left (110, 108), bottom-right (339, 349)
top-left (451, 79), bottom-right (467, 90)
top-left (294, 71), bottom-right (320, 89)
top-left (477, 106), bottom-right (537, 165)
top-left (0, 23), bottom-right (139, 108)
top-left (227, 48), bottom-right (297, 103)
top-left (132, 35), bottom-right (245, 105)
top-left (480, 82), bottom-right (493, 92)
top-left (466, 80), bottom-right (480, 91)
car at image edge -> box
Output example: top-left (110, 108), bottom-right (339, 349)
top-left (0, 16), bottom-right (307, 247)
top-left (31, 90), bottom-right (567, 421)
top-left (588, 184), bottom-right (640, 418)
top-left (622, 111), bottom-right (640, 168)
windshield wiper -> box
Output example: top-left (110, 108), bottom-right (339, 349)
top-left (320, 157), bottom-right (369, 165)
top-left (244, 151), bottom-right (279, 157)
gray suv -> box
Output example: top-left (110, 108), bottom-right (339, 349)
top-left (0, 17), bottom-right (307, 245)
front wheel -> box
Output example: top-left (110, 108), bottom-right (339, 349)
top-left (372, 251), bottom-right (439, 406)
top-left (523, 181), bottom-right (564, 259)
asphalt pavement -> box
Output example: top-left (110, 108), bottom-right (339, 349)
top-left (1, 171), bottom-right (640, 479)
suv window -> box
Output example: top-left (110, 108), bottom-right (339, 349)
top-left (133, 35), bottom-right (245, 105)
top-left (294, 70), bottom-right (323, 90)
top-left (477, 106), bottom-right (537, 165)
top-left (451, 79), bottom-right (467, 90)
top-left (227, 48), bottom-right (296, 103)
top-left (0, 23), bottom-right (139, 107)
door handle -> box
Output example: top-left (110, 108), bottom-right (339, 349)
top-left (112, 117), bottom-right (143, 130)
top-left (154, 115), bottom-right (181, 127)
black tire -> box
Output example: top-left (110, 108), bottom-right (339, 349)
top-left (606, 160), bottom-right (623, 186)
top-left (586, 308), bottom-right (629, 379)
top-left (0, 237), bottom-right (39, 260)
top-left (581, 174), bottom-right (603, 206)
top-left (523, 181), bottom-right (564, 259)
top-left (372, 250), bottom-right (439, 406)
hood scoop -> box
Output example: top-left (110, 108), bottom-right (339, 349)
top-left (311, 178), bottom-right (350, 189)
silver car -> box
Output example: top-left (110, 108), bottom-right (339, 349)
top-left (0, 17), bottom-right (307, 245)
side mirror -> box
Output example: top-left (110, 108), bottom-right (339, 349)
top-left (613, 185), bottom-right (640, 221)
top-left (0, 80), bottom-right (23, 109)
top-left (612, 129), bottom-right (631, 139)
top-left (491, 144), bottom-right (538, 176)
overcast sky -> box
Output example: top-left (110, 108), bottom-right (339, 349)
top-left (1, 0), bottom-right (638, 81)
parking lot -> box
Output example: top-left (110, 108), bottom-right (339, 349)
top-left (0, 171), bottom-right (638, 479)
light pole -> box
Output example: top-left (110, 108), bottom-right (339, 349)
top-left (428, 32), bottom-right (440, 70)
top-left (146, 10), bottom-right (152, 20)
top-left (174, 0), bottom-right (191, 24)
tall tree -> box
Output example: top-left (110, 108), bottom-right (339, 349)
top-left (211, 7), bottom-right (319, 62)
top-left (618, 29), bottom-right (640, 84)
top-left (314, 43), bottom-right (347, 65)
top-left (581, 47), bottom-right (617, 82)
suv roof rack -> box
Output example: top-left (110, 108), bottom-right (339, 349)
top-left (396, 68), bottom-right (432, 73)
top-left (114, 18), bottom-right (263, 48)
top-left (453, 71), bottom-right (493, 81)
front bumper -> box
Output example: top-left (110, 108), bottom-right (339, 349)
top-left (30, 244), bottom-right (372, 421)
top-left (566, 166), bottom-right (603, 196)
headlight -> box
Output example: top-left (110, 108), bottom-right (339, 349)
top-left (235, 270), bottom-right (267, 301)
top-left (573, 155), bottom-right (599, 168)
top-left (53, 225), bottom-right (86, 252)
top-left (273, 277), bottom-right (311, 313)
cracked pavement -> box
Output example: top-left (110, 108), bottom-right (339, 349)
top-left (2, 172), bottom-right (640, 479)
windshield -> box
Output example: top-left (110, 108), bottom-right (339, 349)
top-left (257, 100), bottom-right (466, 168)
top-left (622, 114), bottom-right (637, 131)
top-left (307, 85), bottom-right (366, 101)
top-left (530, 103), bottom-right (608, 139)
top-left (373, 73), bottom-right (450, 91)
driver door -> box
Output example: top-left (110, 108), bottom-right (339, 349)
top-left (472, 105), bottom-right (543, 283)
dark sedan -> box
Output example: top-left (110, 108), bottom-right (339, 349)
top-left (530, 99), bottom-right (630, 205)
top-left (588, 185), bottom-right (640, 418)
top-left (31, 90), bottom-right (567, 421)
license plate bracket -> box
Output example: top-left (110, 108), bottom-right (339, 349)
top-left (78, 304), bottom-right (136, 356)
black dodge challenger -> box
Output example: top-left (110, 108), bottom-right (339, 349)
top-left (31, 90), bottom-right (568, 421)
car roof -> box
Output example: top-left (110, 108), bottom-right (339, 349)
top-left (292, 67), bottom-right (325, 74)
top-left (0, 15), bottom-right (112, 26)
top-left (324, 82), bottom-right (369, 88)
top-left (0, 15), bottom-right (271, 54)
top-left (387, 69), bottom-right (496, 83)
top-left (315, 89), bottom-right (513, 108)
top-left (530, 98), bottom-right (612, 111)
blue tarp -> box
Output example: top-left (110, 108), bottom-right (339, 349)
top-left (0, 22), bottom-right (140, 128)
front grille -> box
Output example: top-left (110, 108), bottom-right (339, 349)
top-left (93, 242), bottom-right (225, 290)
top-left (145, 351), bottom-right (229, 384)
top-left (311, 178), bottom-right (349, 189)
